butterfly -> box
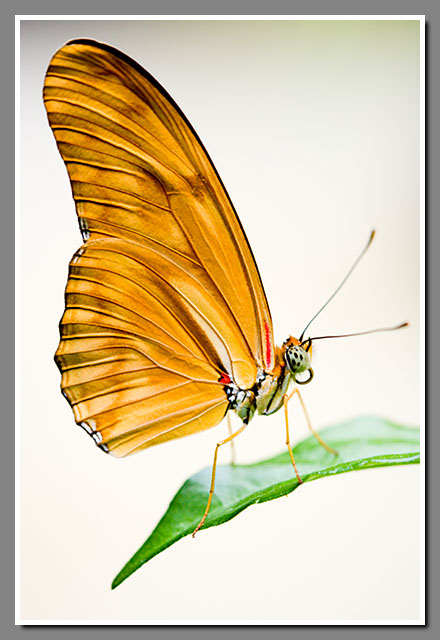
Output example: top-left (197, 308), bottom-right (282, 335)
top-left (43, 40), bottom-right (405, 535)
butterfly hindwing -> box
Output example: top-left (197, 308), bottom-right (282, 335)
top-left (57, 238), bottom-right (230, 456)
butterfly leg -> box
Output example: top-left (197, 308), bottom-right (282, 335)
top-left (286, 389), bottom-right (338, 455)
top-left (192, 421), bottom-right (248, 538)
top-left (283, 392), bottom-right (303, 484)
top-left (226, 412), bottom-right (237, 465)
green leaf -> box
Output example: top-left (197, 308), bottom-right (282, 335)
top-left (112, 416), bottom-right (419, 589)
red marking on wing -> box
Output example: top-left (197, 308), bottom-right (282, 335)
top-left (218, 372), bottom-right (232, 385)
top-left (264, 321), bottom-right (273, 370)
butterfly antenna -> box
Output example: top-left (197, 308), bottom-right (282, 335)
top-left (309, 322), bottom-right (409, 342)
top-left (299, 230), bottom-right (376, 342)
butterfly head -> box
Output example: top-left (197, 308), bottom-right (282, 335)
top-left (283, 337), bottom-right (314, 385)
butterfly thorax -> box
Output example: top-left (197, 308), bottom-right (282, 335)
top-left (225, 337), bottom-right (313, 425)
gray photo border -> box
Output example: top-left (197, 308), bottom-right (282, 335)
top-left (5, 1), bottom-right (434, 638)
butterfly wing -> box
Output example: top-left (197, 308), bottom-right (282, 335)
top-left (44, 39), bottom-right (275, 455)
top-left (57, 236), bottom-right (234, 456)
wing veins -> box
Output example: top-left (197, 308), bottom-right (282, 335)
top-left (67, 263), bottom-right (225, 367)
top-left (113, 398), bottom-right (228, 456)
top-left (69, 377), bottom-right (194, 409)
top-left (86, 246), bottom-right (236, 370)
top-left (64, 281), bottom-right (205, 357)
top-left (58, 342), bottom-right (220, 385)
top-left (47, 99), bottom-right (196, 184)
top-left (46, 72), bottom-right (197, 175)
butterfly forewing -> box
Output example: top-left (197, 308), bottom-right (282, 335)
top-left (44, 40), bottom-right (275, 455)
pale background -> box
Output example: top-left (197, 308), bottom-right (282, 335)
top-left (19, 18), bottom-right (422, 622)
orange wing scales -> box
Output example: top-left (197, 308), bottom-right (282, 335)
top-left (44, 40), bottom-right (275, 455)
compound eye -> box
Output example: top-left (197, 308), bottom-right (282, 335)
top-left (286, 345), bottom-right (309, 374)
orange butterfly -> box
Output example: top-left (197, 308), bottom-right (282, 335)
top-left (44, 40), bottom-right (405, 535)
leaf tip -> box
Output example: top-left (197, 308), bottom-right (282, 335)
top-left (111, 574), bottom-right (124, 590)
